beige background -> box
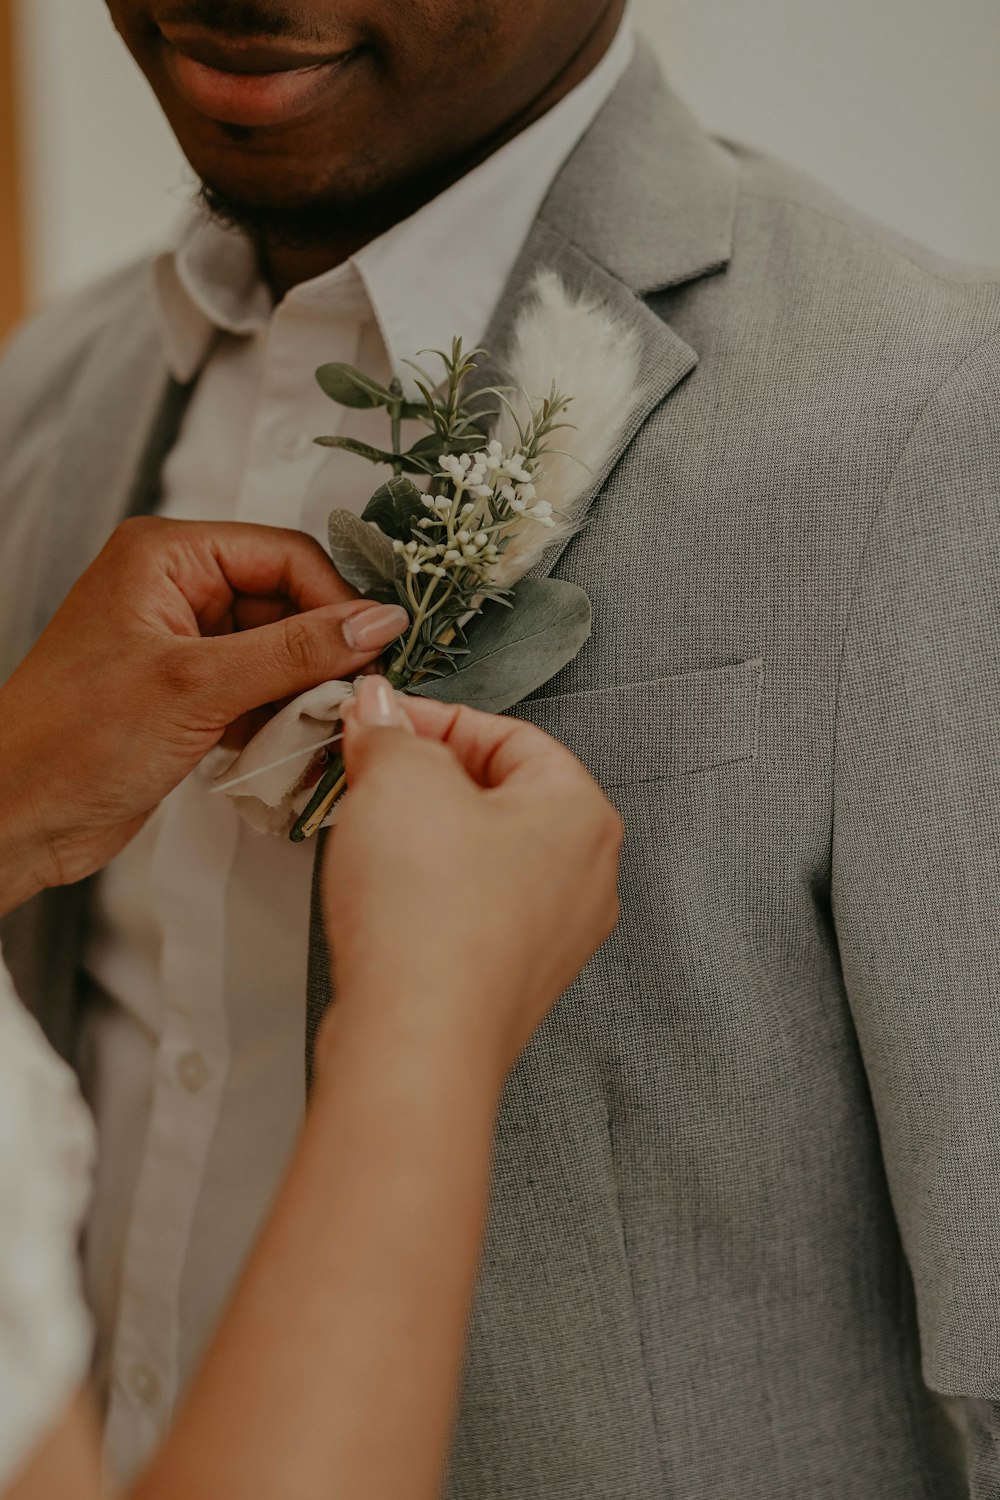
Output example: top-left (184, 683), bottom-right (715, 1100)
top-left (14, 0), bottom-right (1000, 308)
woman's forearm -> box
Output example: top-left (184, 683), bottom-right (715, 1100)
top-left (133, 992), bottom-right (502, 1500)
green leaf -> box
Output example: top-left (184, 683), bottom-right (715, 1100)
top-left (404, 433), bottom-right (446, 464)
top-left (327, 509), bottom-right (403, 599)
top-left (315, 436), bottom-right (444, 479)
top-left (362, 476), bottom-right (429, 541)
top-left (314, 436), bottom-right (400, 465)
top-left (315, 363), bottom-right (393, 409)
top-left (408, 577), bottom-right (591, 713)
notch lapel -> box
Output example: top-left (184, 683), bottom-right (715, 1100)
top-left (38, 284), bottom-right (186, 634)
top-left (306, 47), bottom-right (738, 1069)
top-left (2, 279), bottom-right (192, 1057)
top-left (475, 42), bottom-right (738, 580)
top-left (478, 220), bottom-right (701, 583)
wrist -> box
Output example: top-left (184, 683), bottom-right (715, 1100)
top-left (0, 790), bottom-right (50, 917)
top-left (313, 979), bottom-right (512, 1101)
top-left (0, 716), bottom-right (55, 917)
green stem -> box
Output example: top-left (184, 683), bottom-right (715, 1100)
top-left (288, 656), bottom-right (414, 842)
top-left (289, 752), bottom-right (346, 843)
top-left (389, 378), bottom-right (404, 477)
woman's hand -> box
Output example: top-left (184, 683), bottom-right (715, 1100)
top-left (0, 517), bottom-right (409, 912)
top-left (320, 677), bottom-right (623, 1087)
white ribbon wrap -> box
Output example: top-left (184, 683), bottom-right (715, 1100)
top-left (216, 680), bottom-right (355, 836)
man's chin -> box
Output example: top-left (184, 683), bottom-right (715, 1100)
top-left (197, 181), bottom-right (358, 250)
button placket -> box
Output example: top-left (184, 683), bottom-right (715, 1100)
top-left (103, 780), bottom-right (237, 1480)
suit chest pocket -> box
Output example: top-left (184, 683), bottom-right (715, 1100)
top-left (513, 658), bottom-right (764, 788)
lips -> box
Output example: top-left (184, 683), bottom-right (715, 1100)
top-left (157, 26), bottom-right (360, 128)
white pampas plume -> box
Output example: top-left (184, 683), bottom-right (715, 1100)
top-left (490, 270), bottom-right (643, 586)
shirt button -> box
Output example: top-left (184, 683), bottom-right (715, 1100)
top-left (177, 1050), bottom-right (209, 1094)
top-left (128, 1364), bottom-right (161, 1405)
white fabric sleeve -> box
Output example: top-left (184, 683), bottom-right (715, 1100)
top-left (0, 948), bottom-right (95, 1488)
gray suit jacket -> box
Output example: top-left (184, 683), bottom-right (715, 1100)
top-left (3, 45), bottom-right (1000, 1500)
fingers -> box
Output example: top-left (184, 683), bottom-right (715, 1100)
top-left (340, 679), bottom-right (450, 791)
top-left (398, 694), bottom-right (587, 791)
top-left (109, 517), bottom-right (360, 638)
top-left (193, 521), bottom-right (361, 614)
top-left (187, 602), bottom-right (409, 723)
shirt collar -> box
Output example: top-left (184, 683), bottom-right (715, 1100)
top-left (154, 11), bottom-right (636, 388)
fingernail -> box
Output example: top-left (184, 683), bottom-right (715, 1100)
top-left (342, 605), bottom-right (410, 652)
top-left (353, 675), bottom-right (404, 727)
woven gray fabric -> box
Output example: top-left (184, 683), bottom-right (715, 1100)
top-left (3, 41), bottom-right (1000, 1500)
top-left (304, 829), bottom-right (332, 1093)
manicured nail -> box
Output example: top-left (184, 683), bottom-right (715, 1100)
top-left (353, 675), bottom-right (404, 727)
top-left (342, 605), bottom-right (410, 652)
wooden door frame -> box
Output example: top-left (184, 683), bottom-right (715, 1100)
top-left (0, 0), bottom-right (26, 341)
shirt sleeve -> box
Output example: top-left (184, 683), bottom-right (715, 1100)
top-left (830, 332), bottom-right (1000, 1490)
top-left (0, 946), bottom-right (95, 1488)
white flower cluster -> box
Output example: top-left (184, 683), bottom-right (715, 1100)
top-left (391, 440), bottom-right (556, 585)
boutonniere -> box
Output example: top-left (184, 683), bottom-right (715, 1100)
top-left (219, 272), bottom-right (641, 840)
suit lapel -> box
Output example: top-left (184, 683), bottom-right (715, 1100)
top-left (3, 284), bottom-right (192, 1056)
top-left (306, 48), bottom-right (737, 1068)
top-left (37, 277), bottom-right (188, 634)
top-left (474, 43), bottom-right (737, 582)
top-left (479, 221), bottom-right (700, 582)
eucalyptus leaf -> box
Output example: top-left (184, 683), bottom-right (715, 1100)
top-left (409, 577), bottom-right (591, 713)
top-left (316, 363), bottom-right (393, 409)
top-left (362, 475), bottom-right (428, 541)
top-left (327, 509), bottom-right (402, 599)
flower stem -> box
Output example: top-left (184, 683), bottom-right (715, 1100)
top-left (288, 658), bottom-right (414, 843)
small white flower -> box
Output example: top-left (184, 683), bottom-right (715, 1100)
top-left (443, 549), bottom-right (462, 564)
top-left (528, 500), bottom-right (553, 519)
top-left (499, 484), bottom-right (516, 503)
top-left (418, 517), bottom-right (434, 529)
top-left (487, 439), bottom-right (504, 458)
top-left (392, 539), bottom-right (406, 553)
top-left (463, 545), bottom-right (479, 559)
top-left (459, 453), bottom-right (473, 473)
top-left (519, 483), bottom-right (537, 502)
top-left (510, 498), bottom-right (527, 514)
top-left (457, 529), bottom-right (472, 544)
top-left (474, 531), bottom-right (490, 547)
top-left (461, 503), bottom-right (476, 516)
top-left (404, 540), bottom-right (418, 554)
top-left (406, 559), bottom-right (421, 574)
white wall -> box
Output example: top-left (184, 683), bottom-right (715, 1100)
top-left (17, 0), bottom-right (1000, 307)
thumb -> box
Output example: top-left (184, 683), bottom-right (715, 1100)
top-left (342, 677), bottom-right (414, 778)
top-left (342, 678), bottom-right (442, 788)
top-left (195, 604), bottom-right (407, 721)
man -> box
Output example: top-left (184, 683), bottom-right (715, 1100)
top-left (1, 0), bottom-right (999, 1494)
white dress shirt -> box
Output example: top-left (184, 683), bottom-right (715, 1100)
top-left (80, 18), bottom-right (635, 1481)
top-left (0, 949), bottom-right (95, 1489)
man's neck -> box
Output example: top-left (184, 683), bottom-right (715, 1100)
top-left (261, 2), bottom-right (627, 299)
